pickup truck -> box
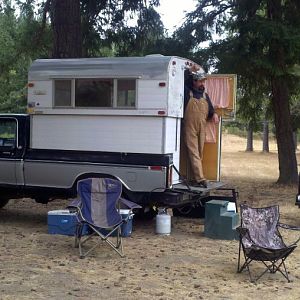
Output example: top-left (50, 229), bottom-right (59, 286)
top-left (0, 113), bottom-right (237, 216)
top-left (0, 114), bottom-right (178, 208)
top-left (0, 56), bottom-right (238, 214)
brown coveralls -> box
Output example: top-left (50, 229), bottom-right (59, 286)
top-left (184, 92), bottom-right (209, 182)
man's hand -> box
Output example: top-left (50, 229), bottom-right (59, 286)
top-left (189, 63), bottom-right (200, 73)
top-left (212, 113), bottom-right (219, 124)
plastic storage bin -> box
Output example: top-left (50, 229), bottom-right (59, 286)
top-left (47, 210), bottom-right (90, 236)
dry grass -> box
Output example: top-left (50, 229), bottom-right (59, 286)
top-left (0, 134), bottom-right (299, 300)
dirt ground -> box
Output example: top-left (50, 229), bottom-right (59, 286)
top-left (1, 134), bottom-right (300, 300)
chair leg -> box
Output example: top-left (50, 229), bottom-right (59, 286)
top-left (237, 241), bottom-right (242, 272)
top-left (252, 264), bottom-right (272, 283)
top-left (77, 226), bottom-right (125, 258)
top-left (272, 258), bottom-right (291, 282)
top-left (244, 258), bottom-right (292, 283)
top-left (243, 258), bottom-right (254, 283)
top-left (237, 250), bottom-right (251, 274)
top-left (104, 227), bottom-right (124, 257)
top-left (77, 232), bottom-right (96, 258)
top-left (105, 238), bottom-right (124, 257)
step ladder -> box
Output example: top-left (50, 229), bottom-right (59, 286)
top-left (204, 200), bottom-right (239, 240)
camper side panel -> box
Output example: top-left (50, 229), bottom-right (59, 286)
top-left (167, 58), bottom-right (185, 118)
top-left (137, 80), bottom-right (168, 110)
top-left (163, 117), bottom-right (181, 183)
top-left (27, 80), bottom-right (52, 109)
top-left (30, 114), bottom-right (165, 154)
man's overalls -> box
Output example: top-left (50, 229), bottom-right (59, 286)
top-left (184, 91), bottom-right (208, 183)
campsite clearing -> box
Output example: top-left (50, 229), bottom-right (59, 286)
top-left (0, 133), bottom-right (299, 300)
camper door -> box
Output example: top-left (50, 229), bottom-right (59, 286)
top-left (180, 74), bottom-right (237, 181)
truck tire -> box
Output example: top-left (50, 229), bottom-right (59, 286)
top-left (0, 199), bottom-right (9, 209)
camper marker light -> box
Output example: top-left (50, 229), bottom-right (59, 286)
top-left (159, 82), bottom-right (166, 87)
top-left (149, 166), bottom-right (163, 171)
top-left (172, 61), bottom-right (176, 65)
top-left (157, 111), bottom-right (166, 115)
top-left (28, 83), bottom-right (34, 87)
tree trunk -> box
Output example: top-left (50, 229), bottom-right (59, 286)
top-left (246, 125), bottom-right (253, 152)
top-left (262, 120), bottom-right (269, 152)
top-left (271, 77), bottom-right (298, 184)
top-left (268, 0), bottom-right (298, 184)
top-left (50, 0), bottom-right (82, 58)
top-left (293, 131), bottom-right (298, 150)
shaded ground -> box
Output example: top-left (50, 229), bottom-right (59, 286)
top-left (0, 134), bottom-right (299, 300)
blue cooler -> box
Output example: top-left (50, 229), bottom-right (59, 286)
top-left (120, 209), bottom-right (133, 237)
top-left (47, 210), bottom-right (90, 236)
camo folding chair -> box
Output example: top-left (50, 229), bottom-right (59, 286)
top-left (69, 177), bottom-right (141, 258)
top-left (237, 204), bottom-right (300, 283)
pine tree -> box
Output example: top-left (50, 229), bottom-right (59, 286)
top-left (181, 0), bottom-right (300, 184)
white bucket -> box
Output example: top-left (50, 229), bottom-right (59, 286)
top-left (156, 210), bottom-right (171, 235)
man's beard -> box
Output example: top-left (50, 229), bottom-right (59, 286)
top-left (198, 85), bottom-right (205, 92)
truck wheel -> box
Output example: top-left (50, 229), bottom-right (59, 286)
top-left (0, 199), bottom-right (9, 209)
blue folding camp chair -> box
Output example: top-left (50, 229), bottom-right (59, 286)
top-left (69, 177), bottom-right (141, 258)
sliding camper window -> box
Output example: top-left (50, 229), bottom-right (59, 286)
top-left (53, 78), bottom-right (136, 108)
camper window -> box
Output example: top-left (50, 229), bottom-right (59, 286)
top-left (53, 78), bottom-right (136, 108)
top-left (117, 79), bottom-right (136, 107)
top-left (54, 80), bottom-right (72, 107)
top-left (75, 79), bottom-right (113, 107)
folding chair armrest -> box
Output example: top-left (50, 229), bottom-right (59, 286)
top-left (67, 198), bottom-right (81, 212)
top-left (278, 223), bottom-right (300, 245)
top-left (278, 223), bottom-right (300, 231)
top-left (236, 226), bottom-right (249, 237)
top-left (119, 197), bottom-right (142, 210)
top-left (236, 226), bottom-right (260, 246)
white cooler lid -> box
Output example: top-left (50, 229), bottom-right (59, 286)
top-left (119, 209), bottom-right (130, 214)
top-left (48, 210), bottom-right (75, 215)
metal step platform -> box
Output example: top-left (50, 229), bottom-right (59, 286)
top-left (172, 181), bottom-right (226, 194)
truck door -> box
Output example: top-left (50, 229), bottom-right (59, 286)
top-left (0, 117), bottom-right (19, 185)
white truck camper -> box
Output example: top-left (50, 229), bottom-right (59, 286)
top-left (0, 55), bottom-right (237, 214)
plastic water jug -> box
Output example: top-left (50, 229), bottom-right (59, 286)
top-left (156, 208), bottom-right (171, 235)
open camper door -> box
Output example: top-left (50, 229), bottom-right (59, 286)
top-left (202, 74), bottom-right (237, 180)
top-left (179, 74), bottom-right (237, 182)
top-left (206, 74), bottom-right (237, 120)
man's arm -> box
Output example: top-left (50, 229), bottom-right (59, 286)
top-left (206, 93), bottom-right (219, 123)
